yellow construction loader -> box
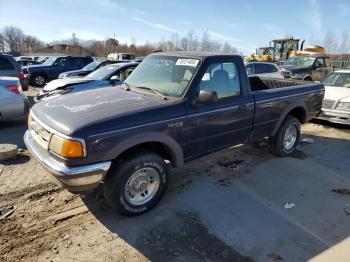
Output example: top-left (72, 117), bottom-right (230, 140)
top-left (246, 37), bottom-right (326, 64)
top-left (244, 47), bottom-right (274, 62)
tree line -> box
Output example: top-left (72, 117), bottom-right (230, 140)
top-left (0, 25), bottom-right (349, 58)
top-left (0, 26), bottom-right (239, 57)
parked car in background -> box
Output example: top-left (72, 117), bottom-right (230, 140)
top-left (316, 70), bottom-right (350, 125)
top-left (58, 60), bottom-right (129, 79)
top-left (37, 56), bottom-right (49, 64)
top-left (25, 52), bottom-right (324, 215)
top-left (0, 53), bottom-right (29, 91)
top-left (245, 62), bottom-right (283, 78)
top-left (0, 77), bottom-right (29, 120)
top-left (107, 52), bottom-right (135, 61)
top-left (17, 59), bottom-right (41, 67)
top-left (280, 55), bottom-right (333, 81)
top-left (22, 56), bottom-right (93, 87)
top-left (36, 62), bottom-right (139, 101)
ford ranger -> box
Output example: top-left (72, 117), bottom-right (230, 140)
top-left (24, 52), bottom-right (324, 216)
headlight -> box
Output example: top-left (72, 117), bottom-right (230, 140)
top-left (49, 134), bottom-right (84, 158)
top-left (336, 102), bottom-right (350, 111)
top-left (291, 73), bottom-right (303, 79)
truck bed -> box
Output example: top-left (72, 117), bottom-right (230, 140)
top-left (248, 76), bottom-right (324, 140)
top-left (249, 76), bottom-right (306, 91)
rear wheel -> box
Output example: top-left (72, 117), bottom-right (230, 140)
top-left (31, 74), bottom-right (46, 87)
top-left (269, 116), bottom-right (300, 156)
top-left (103, 152), bottom-right (168, 216)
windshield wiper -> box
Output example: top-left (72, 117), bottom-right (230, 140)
top-left (134, 86), bottom-right (168, 100)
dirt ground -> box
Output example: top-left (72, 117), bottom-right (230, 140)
top-left (1, 88), bottom-right (350, 262)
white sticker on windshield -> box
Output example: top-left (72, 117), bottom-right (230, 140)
top-left (176, 58), bottom-right (199, 67)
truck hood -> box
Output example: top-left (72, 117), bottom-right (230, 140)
top-left (43, 78), bottom-right (94, 91)
top-left (280, 64), bottom-right (311, 73)
top-left (31, 86), bottom-right (167, 135)
top-left (324, 86), bottom-right (350, 102)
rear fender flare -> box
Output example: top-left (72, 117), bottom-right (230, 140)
top-left (271, 102), bottom-right (308, 137)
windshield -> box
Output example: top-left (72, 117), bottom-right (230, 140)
top-left (43, 57), bottom-right (57, 66)
top-left (322, 72), bottom-right (350, 87)
top-left (83, 61), bottom-right (101, 71)
top-left (85, 64), bottom-right (120, 80)
top-left (125, 55), bottom-right (200, 97)
top-left (284, 56), bottom-right (316, 67)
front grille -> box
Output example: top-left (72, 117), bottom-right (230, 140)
top-left (322, 100), bottom-right (335, 110)
top-left (30, 120), bottom-right (52, 149)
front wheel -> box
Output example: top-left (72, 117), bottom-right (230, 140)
top-left (31, 74), bottom-right (46, 87)
top-left (103, 152), bottom-right (168, 216)
top-left (269, 116), bottom-right (300, 156)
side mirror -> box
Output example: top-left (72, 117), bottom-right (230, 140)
top-left (53, 62), bottom-right (59, 67)
top-left (110, 75), bottom-right (120, 86)
top-left (198, 89), bottom-right (218, 104)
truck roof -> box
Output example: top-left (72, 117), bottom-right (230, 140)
top-left (151, 51), bottom-right (242, 60)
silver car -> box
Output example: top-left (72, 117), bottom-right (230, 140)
top-left (0, 77), bottom-right (29, 121)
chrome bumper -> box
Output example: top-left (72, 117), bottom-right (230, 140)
top-left (316, 110), bottom-right (350, 125)
top-left (24, 130), bottom-right (111, 191)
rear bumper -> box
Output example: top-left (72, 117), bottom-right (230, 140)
top-left (24, 130), bottom-right (111, 192)
top-left (316, 109), bottom-right (350, 125)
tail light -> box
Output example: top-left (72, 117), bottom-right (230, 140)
top-left (5, 84), bottom-right (22, 94)
top-left (18, 70), bottom-right (24, 81)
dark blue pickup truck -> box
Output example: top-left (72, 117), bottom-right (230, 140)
top-left (24, 52), bottom-right (324, 215)
top-left (22, 56), bottom-right (93, 87)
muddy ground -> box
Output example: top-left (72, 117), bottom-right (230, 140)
top-left (1, 88), bottom-right (350, 262)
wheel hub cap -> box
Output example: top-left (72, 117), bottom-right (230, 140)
top-left (125, 167), bottom-right (160, 206)
top-left (283, 126), bottom-right (297, 150)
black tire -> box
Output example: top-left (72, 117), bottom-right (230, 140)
top-left (31, 74), bottom-right (47, 87)
top-left (269, 116), bottom-right (300, 156)
top-left (304, 77), bottom-right (312, 81)
top-left (103, 152), bottom-right (168, 216)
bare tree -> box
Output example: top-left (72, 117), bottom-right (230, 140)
top-left (0, 33), bottom-right (4, 53)
top-left (2, 26), bottom-right (25, 55)
top-left (323, 30), bottom-right (336, 54)
top-left (338, 31), bottom-right (349, 54)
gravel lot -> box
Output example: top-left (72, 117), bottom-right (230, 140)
top-left (0, 88), bottom-right (350, 262)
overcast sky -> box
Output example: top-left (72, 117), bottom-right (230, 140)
top-left (0, 0), bottom-right (349, 54)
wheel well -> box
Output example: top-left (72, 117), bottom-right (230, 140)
top-left (303, 76), bottom-right (312, 81)
top-left (113, 142), bottom-right (175, 166)
top-left (31, 72), bottom-right (47, 80)
top-left (289, 107), bottom-right (306, 123)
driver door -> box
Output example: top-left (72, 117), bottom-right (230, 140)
top-left (184, 58), bottom-right (254, 159)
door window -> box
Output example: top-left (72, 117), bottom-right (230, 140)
top-left (266, 64), bottom-right (278, 72)
top-left (0, 57), bottom-right (14, 70)
top-left (115, 66), bottom-right (136, 81)
top-left (315, 58), bottom-right (325, 68)
top-left (254, 64), bottom-right (269, 74)
top-left (324, 58), bottom-right (331, 67)
top-left (56, 58), bottom-right (68, 67)
top-left (199, 62), bottom-right (240, 98)
top-left (71, 57), bottom-right (82, 67)
top-left (245, 64), bottom-right (254, 75)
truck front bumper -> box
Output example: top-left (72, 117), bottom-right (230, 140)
top-left (316, 109), bottom-right (350, 125)
top-left (24, 130), bottom-right (111, 192)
